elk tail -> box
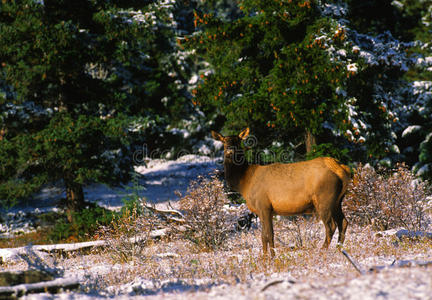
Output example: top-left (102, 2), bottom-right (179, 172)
top-left (323, 157), bottom-right (351, 203)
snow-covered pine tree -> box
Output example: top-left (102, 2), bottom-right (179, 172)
top-left (390, 0), bottom-right (432, 179)
top-left (184, 0), bottom-right (418, 163)
top-left (0, 0), bottom-right (191, 215)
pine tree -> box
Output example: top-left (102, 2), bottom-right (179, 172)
top-left (186, 0), bottom-right (426, 165)
top-left (0, 0), bottom-right (188, 215)
top-left (185, 0), bottom-right (363, 160)
top-left (390, 0), bottom-right (432, 178)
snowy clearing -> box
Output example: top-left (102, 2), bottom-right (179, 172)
top-left (1, 155), bottom-right (220, 237)
top-left (1, 155), bottom-right (432, 299)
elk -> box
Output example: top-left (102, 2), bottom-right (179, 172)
top-left (212, 128), bottom-right (351, 256)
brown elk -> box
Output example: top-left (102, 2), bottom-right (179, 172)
top-left (212, 128), bottom-right (351, 256)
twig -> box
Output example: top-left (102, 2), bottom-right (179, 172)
top-left (143, 203), bottom-right (185, 218)
top-left (339, 249), bottom-right (365, 275)
top-left (261, 278), bottom-right (296, 292)
top-left (261, 279), bottom-right (284, 292)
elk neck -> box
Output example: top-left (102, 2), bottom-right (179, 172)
top-left (223, 148), bottom-right (252, 192)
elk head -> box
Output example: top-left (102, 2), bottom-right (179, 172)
top-left (211, 128), bottom-right (250, 164)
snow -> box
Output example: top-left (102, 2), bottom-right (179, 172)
top-left (352, 31), bottom-right (413, 71)
top-left (13, 265), bottom-right (432, 300)
top-left (416, 163), bottom-right (430, 177)
top-left (0, 155), bottom-right (220, 238)
top-left (188, 74), bottom-right (199, 85)
top-left (1, 156), bottom-right (432, 299)
top-left (132, 154), bottom-right (219, 204)
top-left (321, 3), bottom-right (348, 17)
top-left (402, 125), bottom-right (422, 138)
top-left (413, 80), bottom-right (432, 93)
top-left (347, 63), bottom-right (358, 73)
top-left (2, 102), bottom-right (53, 122)
top-left (99, 155), bottom-right (218, 207)
top-left (336, 49), bottom-right (347, 57)
top-left (0, 241), bottom-right (106, 264)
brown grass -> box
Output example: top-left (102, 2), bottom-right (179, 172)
top-left (0, 230), bottom-right (54, 248)
top-left (76, 221), bottom-right (432, 293)
top-left (4, 213), bottom-right (431, 296)
top-left (3, 166), bottom-right (432, 296)
top-left (344, 163), bottom-right (432, 231)
top-left (85, 166), bottom-right (432, 291)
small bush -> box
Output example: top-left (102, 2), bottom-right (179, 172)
top-left (177, 174), bottom-right (231, 251)
top-left (98, 199), bottom-right (158, 263)
top-left (49, 204), bottom-right (115, 242)
top-left (344, 163), bottom-right (432, 231)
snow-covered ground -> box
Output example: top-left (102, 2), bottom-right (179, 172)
top-left (1, 155), bottom-right (221, 237)
top-left (5, 227), bottom-right (432, 300)
top-left (1, 155), bottom-right (432, 299)
top-left (13, 267), bottom-right (432, 300)
top-left (55, 154), bottom-right (220, 209)
top-left (87, 154), bottom-right (221, 210)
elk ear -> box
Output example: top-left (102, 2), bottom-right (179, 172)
top-left (211, 131), bottom-right (224, 141)
top-left (238, 127), bottom-right (250, 140)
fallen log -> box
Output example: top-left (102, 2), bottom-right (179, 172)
top-left (375, 229), bottom-right (432, 240)
top-left (0, 277), bottom-right (79, 299)
top-left (143, 203), bottom-right (185, 224)
top-left (0, 228), bottom-right (168, 264)
top-left (0, 270), bottom-right (53, 287)
top-left (0, 241), bottom-right (106, 264)
top-left (395, 229), bottom-right (432, 240)
top-left (35, 240), bottom-right (106, 253)
top-left (369, 260), bottom-right (432, 273)
top-left (143, 203), bottom-right (184, 218)
top-left (339, 249), bottom-right (432, 275)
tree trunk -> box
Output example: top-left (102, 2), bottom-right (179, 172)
top-left (64, 175), bottom-right (85, 223)
top-left (59, 82), bottom-right (84, 222)
top-left (304, 130), bottom-right (317, 154)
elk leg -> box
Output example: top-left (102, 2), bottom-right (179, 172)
top-left (321, 216), bottom-right (335, 249)
top-left (336, 214), bottom-right (348, 245)
top-left (334, 202), bottom-right (348, 245)
top-left (313, 195), bottom-right (335, 249)
top-left (340, 217), bottom-right (348, 244)
top-left (260, 209), bottom-right (275, 257)
top-left (268, 212), bottom-right (275, 257)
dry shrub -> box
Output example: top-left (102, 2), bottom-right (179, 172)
top-left (177, 174), bottom-right (231, 251)
top-left (98, 200), bottom-right (158, 263)
top-left (344, 163), bottom-right (432, 231)
top-left (274, 215), bottom-right (322, 249)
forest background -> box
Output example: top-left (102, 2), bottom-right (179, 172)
top-left (1, 0), bottom-right (432, 218)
